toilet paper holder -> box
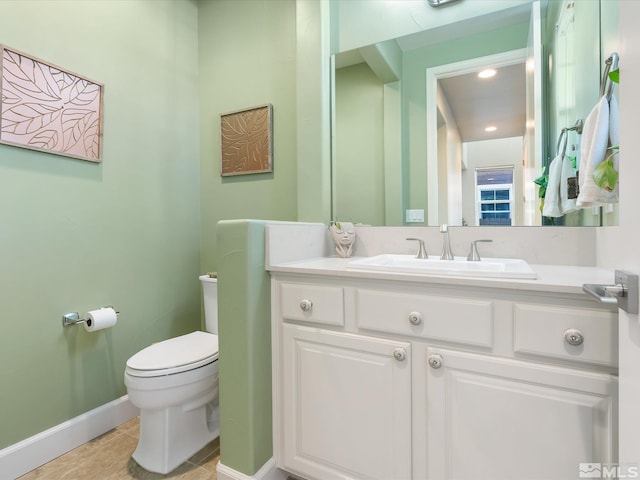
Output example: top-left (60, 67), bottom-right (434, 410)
top-left (62, 306), bottom-right (120, 327)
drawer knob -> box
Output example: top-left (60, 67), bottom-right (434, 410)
top-left (564, 328), bottom-right (584, 346)
top-left (428, 354), bottom-right (443, 369)
top-left (393, 348), bottom-right (407, 362)
top-left (299, 299), bottom-right (313, 312)
top-left (408, 311), bottom-right (423, 325)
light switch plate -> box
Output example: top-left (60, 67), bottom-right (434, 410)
top-left (406, 209), bottom-right (424, 223)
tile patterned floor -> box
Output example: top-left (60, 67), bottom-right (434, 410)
top-left (18, 417), bottom-right (219, 480)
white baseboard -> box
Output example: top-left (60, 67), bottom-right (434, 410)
top-left (217, 458), bottom-right (290, 480)
top-left (0, 395), bottom-right (139, 479)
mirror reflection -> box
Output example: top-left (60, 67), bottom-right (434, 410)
top-left (332, 0), bottom-right (619, 227)
top-left (426, 49), bottom-right (529, 227)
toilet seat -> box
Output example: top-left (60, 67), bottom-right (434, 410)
top-left (126, 331), bottom-right (219, 378)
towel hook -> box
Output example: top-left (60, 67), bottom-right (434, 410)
top-left (601, 52), bottom-right (619, 101)
top-left (569, 119), bottom-right (584, 135)
top-left (555, 119), bottom-right (584, 158)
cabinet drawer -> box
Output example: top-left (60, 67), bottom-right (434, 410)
top-left (513, 303), bottom-right (618, 367)
top-left (356, 289), bottom-right (493, 348)
top-left (279, 283), bottom-right (344, 326)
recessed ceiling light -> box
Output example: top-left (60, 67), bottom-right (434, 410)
top-left (485, 126), bottom-right (497, 132)
top-left (478, 69), bottom-right (497, 79)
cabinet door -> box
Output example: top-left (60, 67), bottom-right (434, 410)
top-left (426, 348), bottom-right (617, 480)
top-left (281, 324), bottom-right (412, 480)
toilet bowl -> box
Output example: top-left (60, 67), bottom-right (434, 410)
top-left (124, 275), bottom-right (219, 474)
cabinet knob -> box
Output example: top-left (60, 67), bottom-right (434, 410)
top-left (564, 328), bottom-right (584, 346)
top-left (408, 311), bottom-right (423, 325)
top-left (428, 354), bottom-right (443, 369)
top-left (393, 348), bottom-right (407, 362)
top-left (299, 299), bottom-right (313, 312)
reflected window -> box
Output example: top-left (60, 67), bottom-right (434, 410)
top-left (476, 168), bottom-right (514, 225)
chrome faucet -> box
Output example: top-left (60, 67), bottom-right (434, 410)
top-left (440, 224), bottom-right (454, 260)
top-left (467, 239), bottom-right (493, 261)
top-left (406, 237), bottom-right (428, 259)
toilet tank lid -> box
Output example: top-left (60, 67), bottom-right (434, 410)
top-left (199, 274), bottom-right (218, 283)
top-left (127, 331), bottom-right (219, 371)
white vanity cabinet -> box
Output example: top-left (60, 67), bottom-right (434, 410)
top-left (270, 273), bottom-right (618, 480)
top-left (273, 280), bottom-right (412, 480)
top-left (426, 347), bottom-right (616, 480)
top-left (280, 324), bottom-right (412, 480)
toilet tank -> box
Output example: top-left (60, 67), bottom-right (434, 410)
top-left (199, 275), bottom-right (218, 334)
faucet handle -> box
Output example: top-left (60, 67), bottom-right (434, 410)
top-left (467, 239), bottom-right (492, 261)
top-left (406, 237), bottom-right (428, 259)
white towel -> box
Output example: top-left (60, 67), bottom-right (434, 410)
top-left (542, 154), bottom-right (563, 217)
top-left (576, 95), bottom-right (617, 207)
top-left (560, 154), bottom-right (578, 214)
top-left (607, 94), bottom-right (620, 201)
top-left (610, 94), bottom-right (620, 148)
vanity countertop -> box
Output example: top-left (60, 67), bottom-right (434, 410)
top-left (266, 256), bottom-right (615, 296)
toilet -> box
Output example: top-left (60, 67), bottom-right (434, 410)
top-left (124, 275), bottom-right (219, 474)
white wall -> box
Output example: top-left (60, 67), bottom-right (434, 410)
top-left (461, 137), bottom-right (524, 226)
top-left (436, 88), bottom-right (463, 225)
top-left (598, 0), bottom-right (640, 463)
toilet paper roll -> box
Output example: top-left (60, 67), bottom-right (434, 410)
top-left (84, 307), bottom-right (118, 332)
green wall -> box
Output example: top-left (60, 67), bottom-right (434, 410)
top-left (0, 0), bottom-right (201, 448)
top-left (198, 0), bottom-right (298, 273)
top-left (216, 220), bottom-right (273, 476)
top-left (197, 2), bottom-right (298, 474)
top-left (334, 63), bottom-right (385, 225)
top-left (0, 0), bottom-right (300, 471)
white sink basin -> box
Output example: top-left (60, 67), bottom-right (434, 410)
top-left (347, 254), bottom-right (536, 279)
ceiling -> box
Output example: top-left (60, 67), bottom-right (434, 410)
top-left (438, 62), bottom-right (526, 143)
top-left (336, 52), bottom-right (527, 145)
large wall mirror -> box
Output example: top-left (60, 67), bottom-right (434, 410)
top-left (332, 0), bottom-right (619, 227)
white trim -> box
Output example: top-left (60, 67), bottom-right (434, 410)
top-left (0, 395), bottom-right (138, 479)
top-left (216, 458), bottom-right (289, 480)
top-left (426, 48), bottom-right (527, 226)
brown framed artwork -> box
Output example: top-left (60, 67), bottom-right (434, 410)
top-left (0, 45), bottom-right (104, 163)
top-left (220, 104), bottom-right (273, 176)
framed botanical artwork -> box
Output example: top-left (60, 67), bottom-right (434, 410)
top-left (220, 104), bottom-right (273, 176)
top-left (0, 45), bottom-right (104, 162)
